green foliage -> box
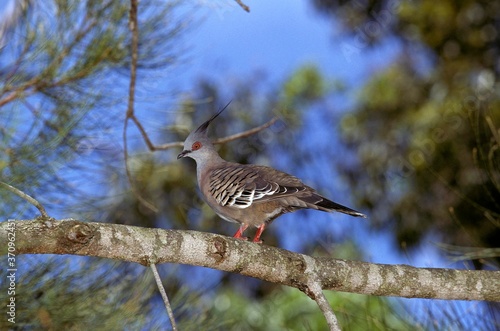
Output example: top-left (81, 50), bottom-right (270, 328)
top-left (282, 65), bottom-right (326, 104)
top-left (211, 286), bottom-right (415, 331)
top-left (277, 65), bottom-right (329, 126)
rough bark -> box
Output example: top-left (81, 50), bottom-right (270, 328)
top-left (1, 218), bottom-right (499, 302)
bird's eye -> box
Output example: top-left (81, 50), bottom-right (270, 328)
top-left (192, 141), bottom-right (202, 151)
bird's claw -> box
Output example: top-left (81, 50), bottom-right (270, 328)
top-left (234, 236), bottom-right (249, 241)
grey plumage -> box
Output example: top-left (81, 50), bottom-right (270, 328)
top-left (178, 105), bottom-right (366, 243)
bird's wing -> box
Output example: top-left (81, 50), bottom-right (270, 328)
top-left (208, 165), bottom-right (307, 209)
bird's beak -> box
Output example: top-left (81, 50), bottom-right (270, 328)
top-left (177, 150), bottom-right (190, 159)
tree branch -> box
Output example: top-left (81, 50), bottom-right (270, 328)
top-left (123, 0), bottom-right (158, 213)
top-left (150, 263), bottom-right (178, 331)
top-left (213, 116), bottom-right (279, 145)
top-left (1, 219), bottom-right (498, 302)
top-left (155, 116), bottom-right (279, 150)
top-left (0, 182), bottom-right (49, 218)
top-left (234, 0), bottom-right (250, 12)
top-left (302, 255), bottom-right (341, 330)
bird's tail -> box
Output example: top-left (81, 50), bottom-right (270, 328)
top-left (312, 195), bottom-right (366, 218)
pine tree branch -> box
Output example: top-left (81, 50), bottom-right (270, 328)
top-left (1, 219), bottom-right (499, 302)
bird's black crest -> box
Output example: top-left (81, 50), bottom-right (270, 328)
top-left (195, 101), bottom-right (232, 134)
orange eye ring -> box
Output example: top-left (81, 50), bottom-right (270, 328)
top-left (192, 141), bottom-right (202, 151)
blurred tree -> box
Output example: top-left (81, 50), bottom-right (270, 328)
top-left (312, 0), bottom-right (500, 267)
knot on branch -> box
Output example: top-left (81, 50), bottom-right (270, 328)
top-left (208, 236), bottom-right (229, 263)
top-left (67, 223), bottom-right (93, 245)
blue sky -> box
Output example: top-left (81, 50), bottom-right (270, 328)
top-left (183, 1), bottom-right (399, 92)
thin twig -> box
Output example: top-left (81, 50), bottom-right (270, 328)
top-left (308, 281), bottom-right (341, 331)
top-left (154, 140), bottom-right (184, 150)
top-left (123, 120), bottom-right (158, 212)
top-left (127, 0), bottom-right (138, 120)
top-left (213, 116), bottom-right (278, 144)
top-left (123, 0), bottom-right (157, 213)
top-left (301, 255), bottom-right (341, 330)
top-left (131, 115), bottom-right (157, 151)
top-left (150, 264), bottom-right (178, 331)
top-left (156, 116), bottom-right (279, 150)
top-left (234, 0), bottom-right (250, 12)
top-left (0, 181), bottom-right (49, 218)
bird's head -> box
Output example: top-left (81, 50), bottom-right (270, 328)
top-left (177, 102), bottom-right (230, 162)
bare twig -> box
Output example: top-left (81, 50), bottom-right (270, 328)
top-left (0, 181), bottom-right (49, 218)
top-left (126, 0), bottom-right (138, 123)
top-left (122, 7), bottom-right (156, 154)
top-left (155, 116), bottom-right (279, 150)
top-left (150, 263), bottom-right (178, 331)
top-left (154, 140), bottom-right (184, 150)
top-left (123, 121), bottom-right (158, 212)
top-left (308, 281), bottom-right (340, 331)
top-left (119, 0), bottom-right (159, 154)
top-left (234, 0), bottom-right (250, 12)
top-left (123, 0), bottom-right (157, 213)
top-left (213, 116), bottom-right (278, 144)
top-left (130, 115), bottom-right (157, 151)
top-left (302, 255), bottom-right (340, 331)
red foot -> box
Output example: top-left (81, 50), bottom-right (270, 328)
top-left (252, 224), bottom-right (266, 244)
top-left (233, 224), bottom-right (249, 241)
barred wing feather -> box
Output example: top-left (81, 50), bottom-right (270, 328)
top-left (209, 166), bottom-right (303, 209)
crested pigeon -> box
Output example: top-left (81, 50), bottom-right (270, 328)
top-left (177, 106), bottom-right (366, 243)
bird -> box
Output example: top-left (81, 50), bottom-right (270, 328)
top-left (177, 105), bottom-right (366, 243)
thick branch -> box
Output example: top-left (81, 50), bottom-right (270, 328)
top-left (1, 219), bottom-right (499, 302)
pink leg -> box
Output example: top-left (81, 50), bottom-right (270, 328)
top-left (252, 224), bottom-right (266, 243)
top-left (233, 224), bottom-right (249, 240)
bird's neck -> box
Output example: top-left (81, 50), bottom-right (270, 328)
top-left (195, 149), bottom-right (225, 183)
